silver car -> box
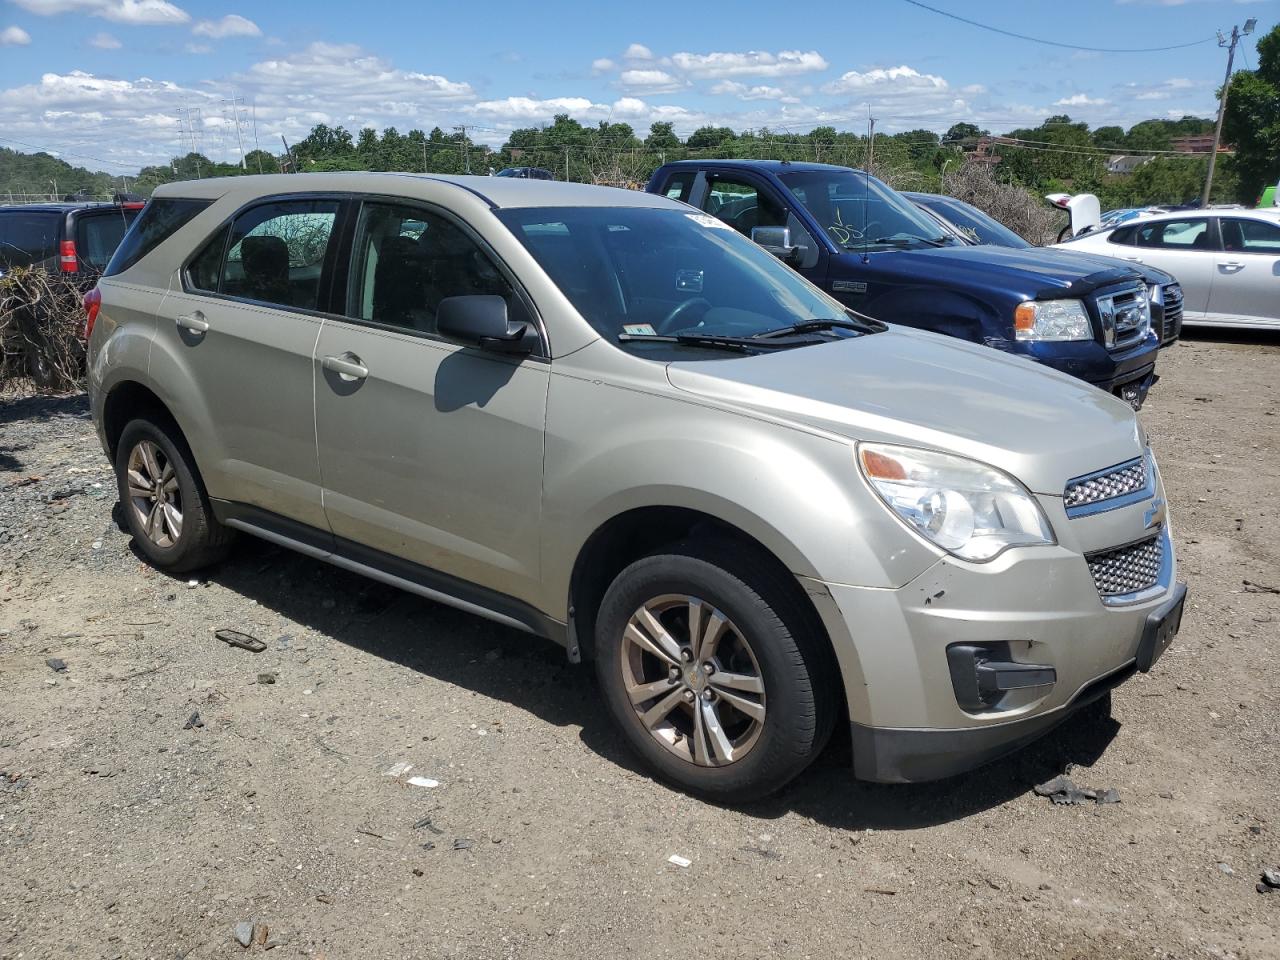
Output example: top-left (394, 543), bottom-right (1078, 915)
top-left (87, 174), bottom-right (1186, 801)
top-left (1056, 208), bottom-right (1280, 331)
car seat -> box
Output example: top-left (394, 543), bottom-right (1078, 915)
top-left (240, 235), bottom-right (291, 305)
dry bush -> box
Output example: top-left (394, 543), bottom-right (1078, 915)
top-left (0, 268), bottom-right (87, 394)
top-left (941, 163), bottom-right (1065, 246)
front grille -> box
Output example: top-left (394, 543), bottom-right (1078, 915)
top-left (1064, 457), bottom-right (1148, 511)
top-left (1087, 535), bottom-right (1163, 598)
top-left (1161, 283), bottom-right (1183, 341)
top-left (1096, 285), bottom-right (1148, 350)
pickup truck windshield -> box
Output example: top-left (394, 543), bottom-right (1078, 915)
top-left (497, 206), bottom-right (876, 358)
top-left (915, 195), bottom-right (1031, 249)
top-left (779, 169), bottom-right (957, 252)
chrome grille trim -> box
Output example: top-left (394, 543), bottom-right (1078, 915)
top-left (1161, 283), bottom-right (1183, 341)
top-left (1064, 456), bottom-right (1153, 517)
top-left (1087, 530), bottom-right (1170, 606)
top-left (1096, 284), bottom-right (1149, 351)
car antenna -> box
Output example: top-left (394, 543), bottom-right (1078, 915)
top-left (860, 166), bottom-right (871, 264)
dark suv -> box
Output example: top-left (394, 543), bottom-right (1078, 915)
top-left (0, 200), bottom-right (144, 282)
top-left (647, 161), bottom-right (1162, 409)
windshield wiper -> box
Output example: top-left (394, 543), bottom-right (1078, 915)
top-left (869, 234), bottom-right (950, 248)
top-left (752, 316), bottom-right (879, 339)
top-left (618, 331), bottom-right (825, 352)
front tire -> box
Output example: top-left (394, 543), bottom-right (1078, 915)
top-left (594, 541), bottom-right (835, 803)
top-left (114, 417), bottom-right (233, 573)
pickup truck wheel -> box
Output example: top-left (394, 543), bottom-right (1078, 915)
top-left (594, 541), bottom-right (834, 803)
top-left (114, 418), bottom-right (233, 573)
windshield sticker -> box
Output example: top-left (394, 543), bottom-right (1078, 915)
top-left (622, 323), bottom-right (657, 337)
top-left (685, 213), bottom-right (731, 230)
top-left (675, 269), bottom-right (705, 293)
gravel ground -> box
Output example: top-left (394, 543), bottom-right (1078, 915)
top-left (2, 333), bottom-right (1279, 960)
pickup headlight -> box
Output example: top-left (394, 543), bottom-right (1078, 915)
top-left (858, 443), bottom-right (1056, 562)
top-left (1013, 298), bottom-right (1092, 342)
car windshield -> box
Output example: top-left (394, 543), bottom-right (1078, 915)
top-left (497, 206), bottom-right (875, 358)
top-left (917, 197), bottom-right (1030, 249)
top-left (778, 169), bottom-right (958, 251)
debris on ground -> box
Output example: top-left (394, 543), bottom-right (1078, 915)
top-left (256, 672), bottom-right (277, 685)
top-left (407, 776), bottom-right (440, 789)
top-left (667, 854), bottom-right (692, 868)
top-left (233, 922), bottom-right (253, 948)
top-left (215, 628), bottom-right (267, 653)
top-left (253, 923), bottom-right (269, 946)
top-left (1242, 579), bottom-right (1280, 595)
top-left (739, 846), bottom-right (782, 861)
top-left (383, 761), bottom-right (413, 777)
top-left (45, 657), bottom-right (67, 673)
top-left (1032, 775), bottom-right (1120, 806)
top-left (1262, 867), bottom-right (1280, 888)
top-left (414, 816), bottom-right (445, 835)
top-left (1218, 862), bottom-right (1235, 876)
top-left (453, 838), bottom-right (474, 850)
top-left (183, 711), bottom-right (204, 730)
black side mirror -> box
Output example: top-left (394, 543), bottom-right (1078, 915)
top-left (436, 295), bottom-right (535, 354)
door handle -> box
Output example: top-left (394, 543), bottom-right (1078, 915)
top-left (1218, 261), bottom-right (1244, 273)
top-left (175, 311), bottom-right (209, 333)
top-left (1123, 256), bottom-right (1144, 262)
top-left (322, 352), bottom-right (369, 381)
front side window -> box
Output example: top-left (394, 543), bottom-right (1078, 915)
top-left (219, 199), bottom-right (339, 310)
top-left (1219, 217), bottom-right (1280, 254)
top-left (498, 206), bottom-right (876, 360)
top-left (105, 198), bottom-right (210, 276)
top-left (0, 212), bottom-right (59, 267)
top-left (780, 169), bottom-right (955, 251)
top-left (662, 171), bottom-right (696, 202)
top-left (702, 175), bottom-right (786, 237)
top-left (1107, 225), bottom-right (1137, 246)
top-left (1133, 218), bottom-right (1211, 251)
top-left (76, 211), bottom-right (135, 271)
top-left (347, 201), bottom-right (512, 335)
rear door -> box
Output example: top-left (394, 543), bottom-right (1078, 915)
top-left (1116, 217), bottom-right (1216, 318)
top-left (313, 199), bottom-right (548, 603)
top-left (1211, 217), bottom-right (1280, 326)
top-left (154, 196), bottom-right (342, 530)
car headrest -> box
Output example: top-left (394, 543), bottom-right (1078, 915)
top-left (241, 235), bottom-right (289, 278)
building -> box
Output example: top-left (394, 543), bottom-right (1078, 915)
top-left (1171, 135), bottom-right (1232, 155)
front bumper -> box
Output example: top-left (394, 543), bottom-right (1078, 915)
top-left (1012, 331), bottom-right (1159, 395)
top-left (801, 493), bottom-right (1183, 783)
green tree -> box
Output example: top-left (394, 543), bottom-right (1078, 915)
top-left (1223, 22), bottom-right (1280, 203)
top-left (644, 122), bottom-right (682, 150)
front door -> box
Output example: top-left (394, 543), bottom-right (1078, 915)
top-left (1124, 217), bottom-right (1217, 318)
top-left (696, 171), bottom-right (823, 283)
top-left (313, 200), bottom-right (548, 604)
top-left (154, 197), bottom-right (341, 529)
top-left (1211, 217), bottom-right (1280, 325)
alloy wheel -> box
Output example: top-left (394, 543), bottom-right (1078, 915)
top-left (620, 594), bottom-right (766, 767)
top-left (126, 440), bottom-right (182, 548)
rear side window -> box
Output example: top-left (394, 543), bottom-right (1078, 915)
top-left (0, 212), bottom-right (60, 267)
top-left (1107, 226), bottom-right (1136, 246)
top-left (75, 211), bottom-right (135, 271)
top-left (1133, 218), bottom-right (1211, 251)
top-left (661, 171), bottom-right (696, 202)
top-left (104, 198), bottom-right (210, 276)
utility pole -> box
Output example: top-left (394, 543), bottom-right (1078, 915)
top-left (454, 125), bottom-right (471, 174)
top-left (223, 96), bottom-right (248, 170)
top-left (866, 115), bottom-right (876, 173)
top-left (564, 146), bottom-right (570, 182)
top-left (251, 98), bottom-right (262, 173)
top-left (1202, 18), bottom-right (1256, 207)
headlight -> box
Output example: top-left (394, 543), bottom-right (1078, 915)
top-left (858, 443), bottom-right (1056, 562)
top-left (1013, 298), bottom-right (1092, 342)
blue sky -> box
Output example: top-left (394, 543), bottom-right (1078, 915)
top-left (0, 0), bottom-right (1274, 173)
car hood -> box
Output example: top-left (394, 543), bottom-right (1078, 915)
top-left (1037, 247), bottom-right (1176, 286)
top-left (848, 244), bottom-right (1139, 299)
top-left (665, 328), bottom-right (1143, 496)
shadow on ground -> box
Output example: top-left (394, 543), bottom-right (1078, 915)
top-left (0, 392), bottom-right (89, 472)
top-left (160, 533), bottom-right (1123, 832)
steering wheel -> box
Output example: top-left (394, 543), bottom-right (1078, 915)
top-left (657, 297), bottom-right (711, 334)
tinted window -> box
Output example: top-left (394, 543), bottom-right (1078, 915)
top-left (922, 197), bottom-right (1030, 248)
top-left (187, 226), bottom-right (229, 292)
top-left (221, 199), bottom-right (338, 310)
top-left (1108, 225), bottom-right (1137, 246)
top-left (662, 171), bottom-right (697, 202)
top-left (498, 206), bottom-right (871, 360)
top-left (0, 212), bottom-right (60, 267)
top-left (1133, 218), bottom-right (1211, 251)
top-left (702, 175), bottom-right (786, 236)
top-left (104, 198), bottom-right (210, 276)
top-left (75, 210), bottom-right (135, 271)
top-left (1219, 217), bottom-right (1280, 254)
top-left (347, 201), bottom-right (512, 335)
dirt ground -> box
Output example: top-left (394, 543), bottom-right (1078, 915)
top-left (1, 331), bottom-right (1278, 960)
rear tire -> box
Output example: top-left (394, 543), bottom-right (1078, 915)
top-left (594, 539), bottom-right (835, 803)
top-left (114, 417), bottom-right (233, 573)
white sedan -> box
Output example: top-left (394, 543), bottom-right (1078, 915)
top-left (1055, 208), bottom-right (1280, 331)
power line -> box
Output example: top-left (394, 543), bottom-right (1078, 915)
top-left (898, 0), bottom-right (1213, 53)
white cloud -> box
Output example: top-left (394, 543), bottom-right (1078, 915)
top-left (10, 0), bottom-right (190, 24)
top-left (191, 14), bottom-right (260, 39)
top-left (710, 80), bottom-right (798, 103)
top-left (669, 49), bottom-right (827, 78)
top-left (1, 24), bottom-right (33, 44)
top-left (590, 57), bottom-right (615, 74)
top-left (1054, 93), bottom-right (1109, 106)
top-left (88, 31), bottom-right (121, 48)
top-left (618, 68), bottom-right (686, 94)
top-left (623, 43), bottom-right (653, 61)
top-left (183, 41), bottom-right (210, 54)
top-left (822, 65), bottom-right (946, 94)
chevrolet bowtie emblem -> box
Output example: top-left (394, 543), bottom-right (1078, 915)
top-left (1144, 498), bottom-right (1167, 530)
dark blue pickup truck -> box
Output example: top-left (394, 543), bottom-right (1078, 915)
top-left (646, 160), bottom-right (1161, 408)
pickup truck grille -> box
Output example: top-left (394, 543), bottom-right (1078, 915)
top-left (1096, 285), bottom-right (1149, 350)
top-left (1160, 283), bottom-right (1183, 342)
top-left (1087, 535), bottom-right (1163, 599)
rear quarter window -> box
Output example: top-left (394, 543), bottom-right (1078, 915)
top-left (0, 211), bottom-right (60, 268)
top-left (104, 198), bottom-right (211, 277)
top-left (75, 210), bottom-right (136, 271)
